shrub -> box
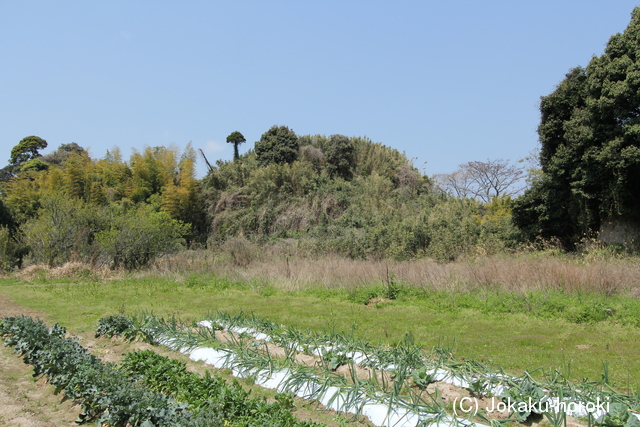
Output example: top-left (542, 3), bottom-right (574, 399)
top-left (0, 226), bottom-right (24, 270)
top-left (96, 205), bottom-right (190, 269)
top-left (220, 236), bottom-right (258, 267)
top-left (21, 193), bottom-right (101, 267)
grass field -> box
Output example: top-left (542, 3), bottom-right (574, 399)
top-left (1, 251), bottom-right (639, 393)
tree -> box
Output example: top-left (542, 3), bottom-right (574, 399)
top-left (21, 192), bottom-right (100, 266)
top-left (10, 136), bottom-right (47, 165)
top-left (40, 142), bottom-right (87, 166)
top-left (20, 158), bottom-right (49, 172)
top-left (226, 131), bottom-right (246, 161)
top-left (435, 159), bottom-right (524, 202)
top-left (513, 7), bottom-right (640, 245)
top-left (255, 125), bottom-right (299, 166)
top-left (325, 134), bottom-right (355, 180)
top-left (129, 146), bottom-right (178, 203)
top-left (162, 143), bottom-right (206, 241)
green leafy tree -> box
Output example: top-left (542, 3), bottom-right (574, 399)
top-left (40, 142), bottom-right (87, 166)
top-left (10, 136), bottom-right (48, 165)
top-left (95, 147), bottom-right (132, 202)
top-left (325, 134), bottom-right (355, 180)
top-left (226, 131), bottom-right (246, 161)
top-left (20, 158), bottom-right (49, 172)
top-left (255, 125), bottom-right (299, 166)
top-left (0, 226), bottom-right (25, 270)
top-left (0, 200), bottom-right (14, 229)
top-left (129, 146), bottom-right (178, 203)
top-left (161, 143), bottom-right (206, 241)
top-left (513, 8), bottom-right (640, 245)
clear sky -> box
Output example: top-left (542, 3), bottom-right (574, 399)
top-left (1, 1), bottom-right (639, 178)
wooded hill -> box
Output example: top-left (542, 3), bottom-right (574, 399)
top-left (0, 130), bottom-right (517, 270)
top-left (204, 129), bottom-right (516, 261)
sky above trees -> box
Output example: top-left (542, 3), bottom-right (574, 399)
top-left (1, 1), bottom-right (639, 178)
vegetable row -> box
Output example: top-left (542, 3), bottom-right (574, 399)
top-left (0, 315), bottom-right (324, 427)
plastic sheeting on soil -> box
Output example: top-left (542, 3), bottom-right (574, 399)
top-left (157, 320), bottom-right (626, 427)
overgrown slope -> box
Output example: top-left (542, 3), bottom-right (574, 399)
top-left (203, 133), bottom-right (517, 261)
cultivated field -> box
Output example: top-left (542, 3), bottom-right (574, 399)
top-left (1, 250), bottom-right (639, 426)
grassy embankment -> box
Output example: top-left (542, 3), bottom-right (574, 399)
top-left (1, 249), bottom-right (639, 392)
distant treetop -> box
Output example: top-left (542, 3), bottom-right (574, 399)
top-left (10, 136), bottom-right (47, 165)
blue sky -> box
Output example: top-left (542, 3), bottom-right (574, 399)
top-left (1, 1), bottom-right (639, 178)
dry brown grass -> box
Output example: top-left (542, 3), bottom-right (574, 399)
top-left (11, 244), bottom-right (637, 298)
top-left (14, 262), bottom-right (119, 282)
top-left (150, 248), bottom-right (640, 297)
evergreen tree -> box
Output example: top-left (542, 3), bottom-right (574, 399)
top-left (325, 134), bottom-right (355, 180)
top-left (255, 125), bottom-right (299, 166)
top-left (513, 7), bottom-right (640, 245)
top-left (10, 136), bottom-right (47, 165)
top-left (226, 131), bottom-right (246, 161)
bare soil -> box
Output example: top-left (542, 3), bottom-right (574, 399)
top-left (0, 294), bottom-right (79, 426)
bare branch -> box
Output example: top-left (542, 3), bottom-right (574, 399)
top-left (433, 159), bottom-right (524, 202)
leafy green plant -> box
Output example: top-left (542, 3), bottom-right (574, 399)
top-left (411, 365), bottom-right (435, 389)
top-left (321, 349), bottom-right (349, 371)
top-left (95, 315), bottom-right (134, 338)
top-left (597, 403), bottom-right (640, 427)
top-left (120, 349), bottom-right (324, 426)
top-left (1, 315), bottom-right (192, 426)
top-left (465, 377), bottom-right (488, 397)
top-left (500, 378), bottom-right (547, 422)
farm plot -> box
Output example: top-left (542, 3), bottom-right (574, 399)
top-left (0, 315), bottom-right (327, 427)
top-left (94, 311), bottom-right (640, 427)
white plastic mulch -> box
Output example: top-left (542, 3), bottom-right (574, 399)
top-left (158, 320), bottom-right (626, 427)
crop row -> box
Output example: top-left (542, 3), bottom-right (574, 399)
top-left (0, 315), bottom-right (325, 427)
top-left (94, 311), bottom-right (640, 427)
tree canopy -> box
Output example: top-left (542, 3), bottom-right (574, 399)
top-left (434, 159), bottom-right (524, 202)
top-left (254, 125), bottom-right (299, 166)
top-left (325, 134), bottom-right (355, 180)
top-left (226, 131), bottom-right (246, 161)
top-left (513, 7), bottom-right (640, 245)
top-left (10, 136), bottom-right (47, 165)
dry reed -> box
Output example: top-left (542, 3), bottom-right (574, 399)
top-left (14, 262), bottom-right (119, 282)
top-left (151, 249), bottom-right (640, 297)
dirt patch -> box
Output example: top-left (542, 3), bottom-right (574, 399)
top-left (0, 294), bottom-right (48, 320)
top-left (0, 294), bottom-right (79, 426)
top-left (366, 297), bottom-right (392, 307)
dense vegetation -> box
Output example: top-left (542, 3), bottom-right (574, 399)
top-left (513, 8), bottom-right (640, 247)
top-left (0, 128), bottom-right (518, 271)
top-left (203, 131), bottom-right (517, 261)
top-left (0, 140), bottom-right (202, 270)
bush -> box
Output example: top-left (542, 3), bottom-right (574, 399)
top-left (21, 193), bottom-right (101, 267)
top-left (0, 226), bottom-right (24, 270)
top-left (220, 236), bottom-right (258, 267)
top-left (96, 205), bottom-right (190, 269)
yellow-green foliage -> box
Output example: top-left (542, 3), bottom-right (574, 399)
top-left (0, 144), bottom-right (199, 268)
top-left (3, 144), bottom-right (203, 230)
